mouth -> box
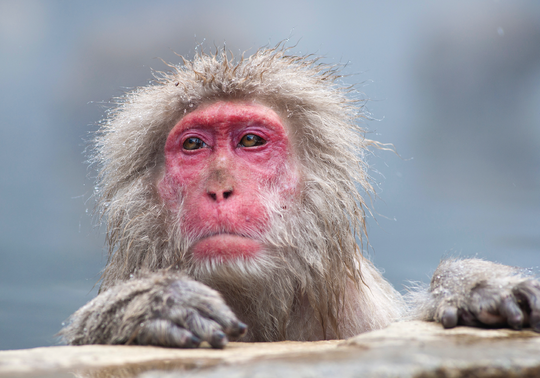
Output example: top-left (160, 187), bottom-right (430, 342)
top-left (190, 234), bottom-right (263, 261)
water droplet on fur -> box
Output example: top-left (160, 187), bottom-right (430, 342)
top-left (61, 322), bottom-right (65, 326)
top-left (189, 103), bottom-right (194, 107)
top-left (129, 274), bottom-right (134, 279)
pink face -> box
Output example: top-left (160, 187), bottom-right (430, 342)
top-left (158, 101), bottom-right (297, 262)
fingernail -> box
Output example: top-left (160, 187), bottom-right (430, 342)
top-left (187, 335), bottom-right (201, 348)
top-left (211, 331), bottom-right (227, 349)
top-left (511, 323), bottom-right (523, 331)
top-left (440, 307), bottom-right (458, 329)
top-left (238, 322), bottom-right (248, 335)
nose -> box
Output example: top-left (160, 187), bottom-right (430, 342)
top-left (206, 169), bottom-right (235, 202)
top-left (207, 188), bottom-right (233, 202)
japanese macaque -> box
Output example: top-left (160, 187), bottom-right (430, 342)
top-left (60, 47), bottom-right (540, 348)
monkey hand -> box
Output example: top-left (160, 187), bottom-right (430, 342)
top-left (59, 272), bottom-right (247, 348)
top-left (427, 259), bottom-right (540, 332)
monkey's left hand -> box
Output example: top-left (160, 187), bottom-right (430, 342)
top-left (427, 259), bottom-right (540, 332)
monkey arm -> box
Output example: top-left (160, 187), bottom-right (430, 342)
top-left (58, 272), bottom-right (247, 348)
top-left (411, 259), bottom-right (540, 332)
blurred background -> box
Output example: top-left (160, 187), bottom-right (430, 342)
top-left (1, 0), bottom-right (539, 350)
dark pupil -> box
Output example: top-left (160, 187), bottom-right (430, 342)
top-left (183, 137), bottom-right (203, 150)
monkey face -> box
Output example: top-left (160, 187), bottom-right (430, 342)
top-left (158, 101), bottom-right (298, 263)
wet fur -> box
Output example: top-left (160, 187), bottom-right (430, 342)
top-left (62, 46), bottom-right (405, 342)
top-left (62, 46), bottom-right (536, 345)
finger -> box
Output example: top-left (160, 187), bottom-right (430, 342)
top-left (184, 308), bottom-right (229, 348)
top-left (136, 319), bottom-right (200, 348)
top-left (469, 285), bottom-right (508, 327)
top-left (513, 281), bottom-right (540, 332)
top-left (169, 280), bottom-right (248, 338)
top-left (499, 295), bottom-right (523, 330)
top-left (191, 293), bottom-right (247, 338)
top-left (230, 321), bottom-right (248, 339)
top-left (530, 311), bottom-right (540, 333)
top-left (458, 308), bottom-right (481, 327)
top-left (439, 306), bottom-right (458, 329)
top-left (169, 307), bottom-right (229, 348)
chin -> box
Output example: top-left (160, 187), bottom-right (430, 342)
top-left (188, 242), bottom-right (277, 284)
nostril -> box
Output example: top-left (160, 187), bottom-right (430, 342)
top-left (207, 190), bottom-right (232, 201)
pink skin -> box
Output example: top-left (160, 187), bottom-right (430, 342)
top-left (158, 101), bottom-right (296, 262)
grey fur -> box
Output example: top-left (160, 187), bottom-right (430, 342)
top-left (408, 259), bottom-right (540, 331)
top-left (60, 272), bottom-right (245, 348)
top-left (60, 46), bottom-right (540, 348)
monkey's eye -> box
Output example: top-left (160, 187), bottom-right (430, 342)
top-left (239, 134), bottom-right (266, 148)
top-left (183, 137), bottom-right (207, 150)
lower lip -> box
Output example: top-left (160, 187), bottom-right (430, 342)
top-left (191, 234), bottom-right (262, 261)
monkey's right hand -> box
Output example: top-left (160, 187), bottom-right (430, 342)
top-left (59, 272), bottom-right (247, 349)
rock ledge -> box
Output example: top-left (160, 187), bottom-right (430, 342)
top-left (1, 321), bottom-right (539, 378)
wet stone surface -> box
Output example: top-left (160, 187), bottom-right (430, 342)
top-left (1, 321), bottom-right (540, 378)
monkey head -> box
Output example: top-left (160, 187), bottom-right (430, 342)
top-left (94, 48), bottom-right (377, 339)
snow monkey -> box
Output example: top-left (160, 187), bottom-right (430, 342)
top-left (60, 47), bottom-right (540, 348)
